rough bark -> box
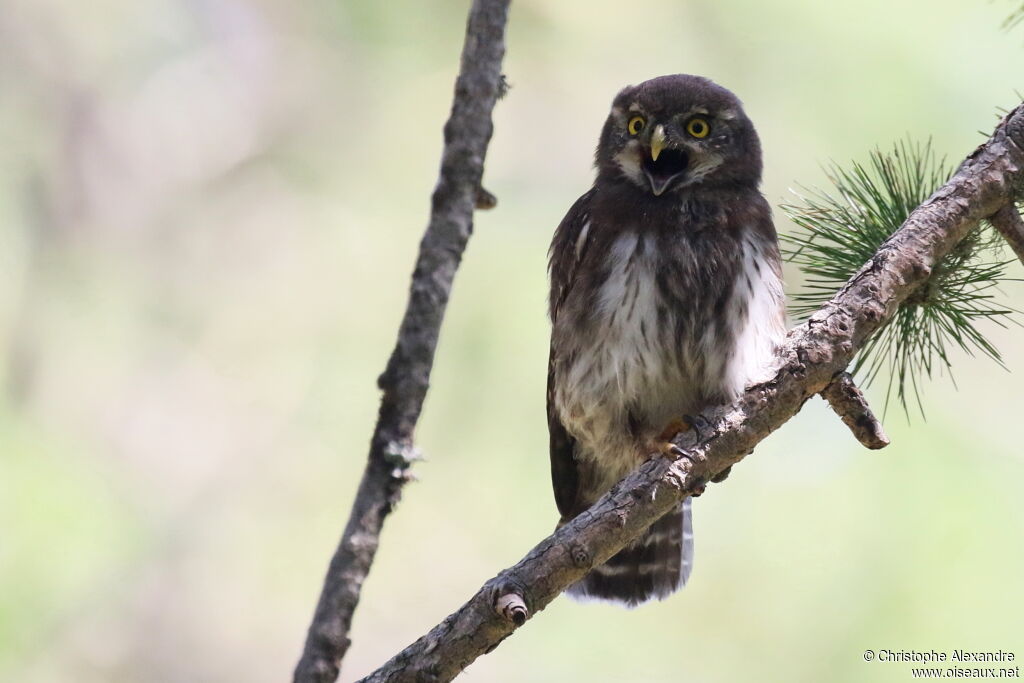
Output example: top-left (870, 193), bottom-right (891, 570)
top-left (292, 2), bottom-right (511, 681)
top-left (355, 103), bottom-right (1024, 683)
top-left (819, 372), bottom-right (889, 449)
top-left (990, 201), bottom-right (1024, 265)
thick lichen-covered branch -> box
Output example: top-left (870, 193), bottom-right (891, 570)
top-left (292, 2), bottom-right (511, 682)
top-left (355, 103), bottom-right (1024, 683)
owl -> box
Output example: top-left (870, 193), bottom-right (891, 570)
top-left (547, 74), bottom-right (786, 606)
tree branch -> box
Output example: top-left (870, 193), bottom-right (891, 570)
top-left (819, 372), bottom-right (889, 449)
top-left (990, 201), bottom-right (1024, 265)
top-left (292, 2), bottom-right (511, 681)
top-left (355, 103), bottom-right (1024, 683)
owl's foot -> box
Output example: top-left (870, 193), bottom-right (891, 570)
top-left (649, 439), bottom-right (686, 459)
top-left (645, 440), bottom-right (707, 496)
top-left (650, 415), bottom-right (715, 496)
top-left (642, 418), bottom-right (685, 459)
top-left (656, 418), bottom-right (688, 443)
top-left (643, 418), bottom-right (694, 461)
top-left (655, 414), bottom-right (711, 445)
top-left (642, 436), bottom-right (682, 459)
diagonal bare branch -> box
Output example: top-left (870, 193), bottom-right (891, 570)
top-left (354, 103), bottom-right (1024, 683)
top-left (292, 2), bottom-right (511, 681)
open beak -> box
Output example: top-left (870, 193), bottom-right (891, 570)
top-left (641, 124), bottom-right (689, 196)
top-left (649, 124), bottom-right (666, 162)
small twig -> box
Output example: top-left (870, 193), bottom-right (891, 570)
top-left (494, 593), bottom-right (528, 626)
top-left (475, 186), bottom-right (498, 210)
top-left (291, 2), bottom-right (511, 682)
top-left (989, 202), bottom-right (1024, 265)
top-left (820, 372), bottom-right (889, 449)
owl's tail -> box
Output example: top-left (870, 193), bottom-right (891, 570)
top-left (566, 498), bottom-right (693, 607)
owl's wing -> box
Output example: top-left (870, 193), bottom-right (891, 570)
top-left (546, 346), bottom-right (578, 519)
top-left (546, 189), bottom-right (595, 519)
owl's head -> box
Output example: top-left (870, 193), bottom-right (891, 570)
top-left (595, 74), bottom-right (762, 196)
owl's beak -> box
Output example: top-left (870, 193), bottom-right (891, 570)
top-left (641, 124), bottom-right (689, 196)
top-left (649, 125), bottom-right (666, 162)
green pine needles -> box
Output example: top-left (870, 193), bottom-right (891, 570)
top-left (1006, 3), bottom-right (1024, 30)
top-left (780, 140), bottom-right (1019, 416)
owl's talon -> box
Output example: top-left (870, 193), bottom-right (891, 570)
top-left (647, 418), bottom-right (690, 458)
top-left (648, 440), bottom-right (685, 459)
top-left (667, 443), bottom-right (686, 458)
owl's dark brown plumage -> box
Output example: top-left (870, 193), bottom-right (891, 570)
top-left (547, 75), bottom-right (786, 606)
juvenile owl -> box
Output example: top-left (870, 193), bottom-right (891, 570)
top-left (547, 74), bottom-right (786, 606)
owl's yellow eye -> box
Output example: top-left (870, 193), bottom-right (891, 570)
top-left (686, 117), bottom-right (710, 138)
top-left (627, 116), bottom-right (645, 136)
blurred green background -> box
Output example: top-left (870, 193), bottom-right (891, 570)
top-left (1, 1), bottom-right (1022, 681)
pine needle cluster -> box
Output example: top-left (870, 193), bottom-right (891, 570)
top-left (1006, 2), bottom-right (1024, 30)
top-left (780, 140), bottom-right (1019, 416)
